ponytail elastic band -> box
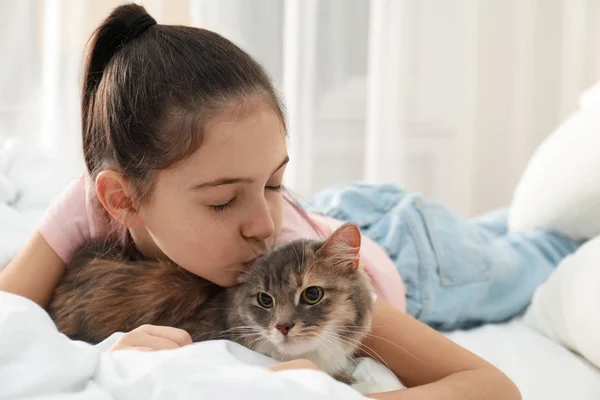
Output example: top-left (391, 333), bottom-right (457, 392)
top-left (128, 13), bottom-right (157, 40)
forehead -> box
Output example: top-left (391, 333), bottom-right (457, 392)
top-left (174, 100), bottom-right (287, 180)
top-left (248, 240), bottom-right (333, 289)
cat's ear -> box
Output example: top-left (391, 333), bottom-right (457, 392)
top-left (316, 223), bottom-right (361, 270)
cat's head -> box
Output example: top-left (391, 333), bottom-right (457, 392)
top-left (229, 223), bottom-right (374, 360)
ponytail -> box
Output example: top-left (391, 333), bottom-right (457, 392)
top-left (81, 4), bottom-right (156, 174)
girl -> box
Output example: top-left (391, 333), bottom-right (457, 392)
top-left (0, 4), bottom-right (578, 399)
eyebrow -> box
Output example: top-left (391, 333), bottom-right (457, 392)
top-left (190, 155), bottom-right (289, 190)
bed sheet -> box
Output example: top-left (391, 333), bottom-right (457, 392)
top-left (445, 320), bottom-right (600, 399)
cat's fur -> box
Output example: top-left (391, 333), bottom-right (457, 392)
top-left (48, 223), bottom-right (375, 383)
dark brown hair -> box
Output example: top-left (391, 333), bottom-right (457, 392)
top-left (82, 3), bottom-right (285, 203)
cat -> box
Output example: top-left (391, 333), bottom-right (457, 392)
top-left (48, 223), bottom-right (375, 383)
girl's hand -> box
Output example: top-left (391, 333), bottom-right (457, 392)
top-left (267, 359), bottom-right (322, 372)
top-left (109, 324), bottom-right (193, 352)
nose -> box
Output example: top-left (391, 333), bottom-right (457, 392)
top-left (276, 323), bottom-right (295, 336)
top-left (241, 197), bottom-right (275, 241)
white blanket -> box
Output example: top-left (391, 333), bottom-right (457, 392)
top-left (0, 291), bottom-right (404, 400)
top-left (445, 321), bottom-right (600, 400)
top-left (0, 137), bottom-right (81, 268)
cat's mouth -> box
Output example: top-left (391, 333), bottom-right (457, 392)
top-left (270, 330), bottom-right (319, 355)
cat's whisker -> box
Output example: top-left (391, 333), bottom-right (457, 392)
top-left (245, 240), bottom-right (263, 260)
top-left (233, 334), bottom-right (263, 343)
top-left (222, 330), bottom-right (260, 338)
top-left (222, 325), bottom-right (259, 331)
top-left (247, 336), bottom-right (271, 354)
top-left (326, 330), bottom-right (418, 379)
top-left (228, 327), bottom-right (260, 334)
top-left (315, 332), bottom-right (359, 370)
top-left (323, 331), bottom-right (385, 365)
top-left (326, 332), bottom-right (409, 389)
top-left (312, 334), bottom-right (344, 365)
top-left (333, 327), bottom-right (430, 367)
top-left (224, 268), bottom-right (246, 273)
top-left (210, 308), bottom-right (249, 313)
top-left (320, 330), bottom-right (388, 370)
top-left (179, 326), bottom-right (261, 341)
top-left (291, 242), bottom-right (301, 269)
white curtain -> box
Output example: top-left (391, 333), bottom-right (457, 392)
top-left (2, 0), bottom-right (600, 217)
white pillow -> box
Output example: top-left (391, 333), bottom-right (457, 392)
top-left (509, 81), bottom-right (600, 240)
top-left (523, 235), bottom-right (600, 369)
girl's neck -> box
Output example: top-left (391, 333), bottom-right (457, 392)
top-left (128, 226), bottom-right (162, 260)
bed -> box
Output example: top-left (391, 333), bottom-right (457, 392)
top-left (1, 139), bottom-right (599, 399)
top-left (445, 321), bottom-right (600, 399)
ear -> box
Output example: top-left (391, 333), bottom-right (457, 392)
top-left (95, 170), bottom-right (143, 228)
top-left (316, 223), bottom-right (361, 270)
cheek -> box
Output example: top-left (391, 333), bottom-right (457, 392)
top-left (142, 195), bottom-right (205, 245)
top-left (139, 192), bottom-right (241, 274)
top-left (249, 307), bottom-right (273, 330)
top-left (298, 302), bottom-right (330, 328)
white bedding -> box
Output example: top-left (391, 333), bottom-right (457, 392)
top-left (0, 137), bottom-right (80, 268)
top-left (0, 291), bottom-right (401, 400)
top-left (1, 290), bottom-right (599, 400)
top-left (445, 321), bottom-right (600, 399)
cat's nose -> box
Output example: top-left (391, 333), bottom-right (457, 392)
top-left (276, 323), bottom-right (295, 335)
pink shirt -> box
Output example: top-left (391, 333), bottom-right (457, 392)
top-left (39, 175), bottom-right (406, 312)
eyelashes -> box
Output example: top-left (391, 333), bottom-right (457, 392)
top-left (210, 199), bottom-right (235, 212)
top-left (209, 185), bottom-right (284, 212)
top-left (265, 184), bottom-right (283, 192)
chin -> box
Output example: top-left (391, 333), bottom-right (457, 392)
top-left (209, 270), bottom-right (240, 287)
top-left (273, 335), bottom-right (319, 357)
top-left (216, 277), bottom-right (238, 288)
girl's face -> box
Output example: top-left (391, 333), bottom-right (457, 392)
top-left (133, 101), bottom-right (288, 287)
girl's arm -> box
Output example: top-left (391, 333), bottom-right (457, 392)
top-left (363, 299), bottom-right (521, 400)
top-left (0, 231), bottom-right (66, 308)
top-left (1, 176), bottom-right (93, 308)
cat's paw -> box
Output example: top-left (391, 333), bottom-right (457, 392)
top-left (332, 371), bottom-right (356, 385)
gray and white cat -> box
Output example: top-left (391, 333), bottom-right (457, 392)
top-left (49, 223), bottom-right (375, 383)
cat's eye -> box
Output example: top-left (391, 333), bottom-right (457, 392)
top-left (257, 292), bottom-right (274, 308)
top-left (301, 286), bottom-right (323, 305)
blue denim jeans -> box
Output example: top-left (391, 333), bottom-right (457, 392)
top-left (303, 183), bottom-right (582, 330)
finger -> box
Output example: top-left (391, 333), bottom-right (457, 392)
top-left (268, 359), bottom-right (320, 372)
top-left (138, 324), bottom-right (193, 346)
top-left (110, 345), bottom-right (154, 353)
top-left (294, 359), bottom-right (320, 371)
top-left (129, 346), bottom-right (154, 352)
top-left (129, 332), bottom-right (181, 350)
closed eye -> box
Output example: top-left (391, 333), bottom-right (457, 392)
top-left (210, 198), bottom-right (235, 211)
top-left (210, 184), bottom-right (282, 212)
top-left (265, 185), bottom-right (283, 192)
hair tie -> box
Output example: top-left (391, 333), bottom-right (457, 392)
top-left (128, 13), bottom-right (157, 40)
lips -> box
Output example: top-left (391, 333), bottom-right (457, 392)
top-left (242, 255), bottom-right (263, 269)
